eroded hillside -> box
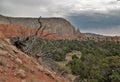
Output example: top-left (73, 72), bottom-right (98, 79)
top-left (0, 24), bottom-right (59, 40)
top-left (0, 38), bottom-right (70, 82)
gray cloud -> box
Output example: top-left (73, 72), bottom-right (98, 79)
top-left (1, 0), bottom-right (120, 17)
top-left (66, 12), bottom-right (120, 36)
top-left (67, 12), bottom-right (120, 28)
top-left (0, 0), bottom-right (58, 17)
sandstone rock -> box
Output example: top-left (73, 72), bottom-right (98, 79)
top-left (21, 79), bottom-right (27, 82)
top-left (0, 50), bottom-right (8, 55)
top-left (7, 64), bottom-right (11, 68)
top-left (15, 58), bottom-right (22, 64)
top-left (37, 65), bottom-right (44, 71)
top-left (14, 69), bottom-right (26, 78)
top-left (38, 57), bottom-right (43, 65)
top-left (0, 68), bottom-right (3, 73)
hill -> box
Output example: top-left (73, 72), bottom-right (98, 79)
top-left (84, 33), bottom-right (104, 38)
top-left (0, 15), bottom-right (83, 39)
top-left (0, 38), bottom-right (69, 82)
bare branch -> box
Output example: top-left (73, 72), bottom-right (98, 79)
top-left (34, 16), bottom-right (42, 36)
top-left (14, 16), bottom-right (59, 60)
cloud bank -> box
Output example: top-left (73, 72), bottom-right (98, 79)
top-left (0, 0), bottom-right (120, 17)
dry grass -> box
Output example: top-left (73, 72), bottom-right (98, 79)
top-left (55, 62), bottom-right (71, 74)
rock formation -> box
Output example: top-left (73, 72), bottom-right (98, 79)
top-left (0, 15), bottom-right (83, 39)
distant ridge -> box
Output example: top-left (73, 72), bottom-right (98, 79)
top-left (84, 33), bottom-right (104, 38)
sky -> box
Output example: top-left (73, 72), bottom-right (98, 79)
top-left (0, 0), bottom-right (120, 36)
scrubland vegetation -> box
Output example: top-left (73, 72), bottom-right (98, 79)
top-left (11, 38), bottom-right (120, 82)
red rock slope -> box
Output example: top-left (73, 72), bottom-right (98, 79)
top-left (0, 38), bottom-right (69, 82)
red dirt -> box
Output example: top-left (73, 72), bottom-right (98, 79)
top-left (0, 24), bottom-right (120, 42)
top-left (0, 24), bottom-right (81, 40)
top-left (0, 24), bottom-right (59, 40)
top-left (0, 53), bottom-right (67, 82)
top-left (0, 38), bottom-right (69, 82)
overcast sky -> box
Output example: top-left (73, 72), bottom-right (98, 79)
top-left (0, 0), bottom-right (120, 36)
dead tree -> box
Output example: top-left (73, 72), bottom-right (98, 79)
top-left (13, 17), bottom-right (67, 75)
top-left (14, 16), bottom-right (58, 59)
top-left (14, 16), bottom-right (42, 51)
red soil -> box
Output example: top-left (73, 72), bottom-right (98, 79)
top-left (0, 38), bottom-right (69, 82)
top-left (0, 53), bottom-right (68, 82)
top-left (0, 24), bottom-right (59, 40)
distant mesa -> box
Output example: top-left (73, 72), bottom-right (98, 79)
top-left (0, 15), bottom-right (83, 39)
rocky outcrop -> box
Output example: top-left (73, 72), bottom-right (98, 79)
top-left (75, 28), bottom-right (84, 38)
top-left (0, 15), bottom-right (83, 39)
